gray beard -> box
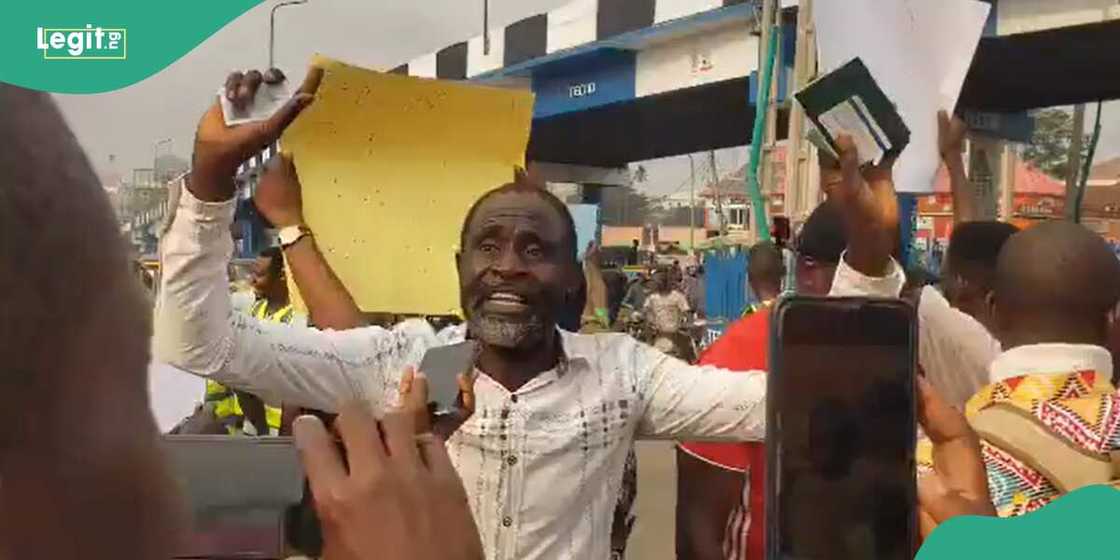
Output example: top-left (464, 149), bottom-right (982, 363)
top-left (469, 314), bottom-right (546, 349)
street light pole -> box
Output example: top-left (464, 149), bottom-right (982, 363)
top-left (153, 138), bottom-right (172, 185)
top-left (483, 0), bottom-right (491, 55)
top-left (270, 0), bottom-right (309, 69)
top-left (688, 154), bottom-right (696, 252)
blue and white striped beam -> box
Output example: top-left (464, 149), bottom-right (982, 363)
top-left (391, 0), bottom-right (764, 81)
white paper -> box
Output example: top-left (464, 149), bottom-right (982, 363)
top-left (218, 81), bottom-right (292, 126)
top-left (147, 361), bottom-right (206, 433)
top-left (819, 96), bottom-right (887, 165)
top-left (814, 0), bottom-right (990, 193)
top-left (910, 0), bottom-right (991, 115)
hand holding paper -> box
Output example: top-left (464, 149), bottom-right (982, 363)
top-left (796, 57), bottom-right (911, 167)
top-left (190, 67), bottom-right (322, 202)
top-left (813, 0), bottom-right (991, 193)
top-left (830, 134), bottom-right (899, 278)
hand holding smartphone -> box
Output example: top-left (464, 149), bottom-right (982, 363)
top-left (766, 297), bottom-right (917, 560)
top-left (418, 341), bottom-right (478, 418)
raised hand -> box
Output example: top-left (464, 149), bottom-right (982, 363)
top-left (398, 367), bottom-right (477, 441)
top-left (825, 134), bottom-right (900, 277)
top-left (938, 110), bottom-right (979, 223)
top-left (254, 154), bottom-right (304, 229)
top-left (937, 110), bottom-right (969, 160)
top-left (916, 376), bottom-right (995, 539)
top-left (189, 67), bottom-right (322, 201)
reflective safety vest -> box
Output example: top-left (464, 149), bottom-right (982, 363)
top-left (208, 299), bottom-right (295, 434)
top-left (251, 299), bottom-right (295, 323)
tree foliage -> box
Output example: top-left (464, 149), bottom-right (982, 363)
top-left (600, 185), bottom-right (654, 226)
top-left (1022, 108), bottom-right (1090, 180)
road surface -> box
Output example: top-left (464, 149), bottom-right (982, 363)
top-left (627, 441), bottom-right (678, 560)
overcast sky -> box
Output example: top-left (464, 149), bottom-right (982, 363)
top-left (54, 1), bottom-right (1120, 197)
top-left (55, 0), bottom-right (569, 177)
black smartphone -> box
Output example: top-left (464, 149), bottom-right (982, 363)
top-left (419, 341), bottom-right (477, 416)
top-left (161, 435), bottom-right (308, 558)
top-left (766, 297), bottom-right (917, 560)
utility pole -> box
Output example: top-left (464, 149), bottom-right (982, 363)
top-left (999, 144), bottom-right (1015, 222)
top-left (710, 150), bottom-right (727, 238)
top-left (689, 154), bottom-right (697, 251)
top-left (483, 0), bottom-right (491, 55)
top-left (785, 0), bottom-right (819, 230)
top-left (1064, 103), bottom-right (1086, 220)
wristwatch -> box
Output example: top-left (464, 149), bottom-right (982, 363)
top-left (277, 224), bottom-right (312, 249)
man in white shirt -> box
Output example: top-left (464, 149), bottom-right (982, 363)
top-left (643, 267), bottom-right (691, 332)
top-left (913, 112), bottom-right (1018, 409)
top-left (916, 220), bottom-right (1120, 521)
top-left (154, 69), bottom-right (904, 560)
top-left (917, 221), bottom-right (1018, 409)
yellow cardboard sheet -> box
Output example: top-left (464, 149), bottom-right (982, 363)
top-left (282, 56), bottom-right (534, 316)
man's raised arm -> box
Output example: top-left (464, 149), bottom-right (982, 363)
top-left (253, 153), bottom-right (367, 330)
top-left (827, 136), bottom-right (906, 298)
top-left (154, 68), bottom-right (436, 412)
top-left (939, 111), bottom-right (978, 224)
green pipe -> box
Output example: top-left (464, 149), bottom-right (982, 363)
top-left (1073, 101), bottom-right (1103, 224)
top-left (746, 25), bottom-right (779, 242)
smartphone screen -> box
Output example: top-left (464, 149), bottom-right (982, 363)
top-left (418, 341), bottom-right (477, 415)
top-left (766, 297), bottom-right (917, 560)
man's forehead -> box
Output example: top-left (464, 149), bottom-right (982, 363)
top-left (467, 191), bottom-right (564, 234)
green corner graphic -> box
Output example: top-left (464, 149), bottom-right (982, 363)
top-left (918, 485), bottom-right (1120, 559)
top-left (3, 1), bottom-right (262, 93)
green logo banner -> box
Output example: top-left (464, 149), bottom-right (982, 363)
top-left (2, 0), bottom-right (262, 93)
top-left (918, 485), bottom-right (1120, 559)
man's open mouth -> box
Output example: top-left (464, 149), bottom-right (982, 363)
top-left (479, 291), bottom-right (532, 314)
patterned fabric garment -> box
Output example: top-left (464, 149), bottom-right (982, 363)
top-left (918, 368), bottom-right (1120, 517)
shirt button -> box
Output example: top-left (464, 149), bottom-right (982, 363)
top-left (506, 455), bottom-right (518, 466)
top-left (502, 516), bottom-right (513, 527)
top-left (510, 394), bottom-right (519, 403)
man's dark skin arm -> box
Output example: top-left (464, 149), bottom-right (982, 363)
top-left (675, 449), bottom-right (742, 560)
top-left (254, 154), bottom-right (368, 329)
top-left (191, 68), bottom-right (367, 330)
top-left (826, 135), bottom-right (899, 277)
top-left (189, 68), bottom-right (317, 202)
top-left (938, 110), bottom-right (977, 224)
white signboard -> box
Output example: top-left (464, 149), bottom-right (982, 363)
top-left (814, 0), bottom-right (990, 193)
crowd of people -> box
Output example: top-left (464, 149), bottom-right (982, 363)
top-left (4, 59), bottom-right (1120, 560)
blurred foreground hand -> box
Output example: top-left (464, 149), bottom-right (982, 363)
top-left (916, 377), bottom-right (996, 539)
top-left (293, 371), bottom-right (482, 560)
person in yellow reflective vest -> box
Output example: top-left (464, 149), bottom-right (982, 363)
top-left (207, 246), bottom-right (306, 435)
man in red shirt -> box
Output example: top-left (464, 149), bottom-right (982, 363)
top-left (676, 200), bottom-right (847, 560)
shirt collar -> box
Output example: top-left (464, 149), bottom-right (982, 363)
top-left (447, 324), bottom-right (590, 379)
top-left (988, 343), bottom-right (1113, 383)
top-left (555, 329), bottom-right (592, 377)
